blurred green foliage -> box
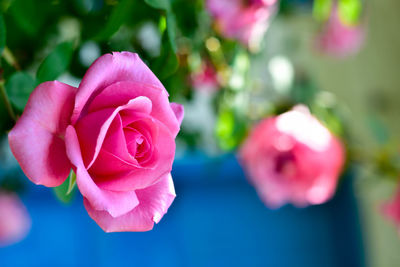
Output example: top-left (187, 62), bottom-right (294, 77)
top-left (5, 72), bottom-right (34, 111)
top-left (37, 42), bottom-right (74, 83)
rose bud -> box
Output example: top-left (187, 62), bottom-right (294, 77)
top-left (9, 52), bottom-right (184, 232)
top-left (239, 107), bottom-right (345, 208)
top-left (0, 192), bottom-right (31, 247)
top-left (206, 0), bottom-right (277, 51)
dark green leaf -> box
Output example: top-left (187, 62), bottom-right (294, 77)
top-left (166, 12), bottom-right (177, 52)
top-left (144, 0), bottom-right (170, 10)
top-left (0, 15), bottom-right (6, 54)
top-left (93, 0), bottom-right (135, 41)
top-left (36, 42), bottom-right (74, 83)
top-left (9, 0), bottom-right (43, 36)
top-left (5, 72), bottom-right (35, 111)
top-left (152, 31), bottom-right (178, 79)
top-left (53, 170), bottom-right (76, 204)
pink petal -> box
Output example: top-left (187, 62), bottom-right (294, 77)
top-left (93, 118), bottom-right (175, 191)
top-left (84, 173), bottom-right (175, 232)
top-left (88, 116), bottom-right (142, 176)
top-left (8, 81), bottom-right (76, 187)
top-left (170, 103), bottom-right (184, 125)
top-left (71, 52), bottom-right (164, 124)
top-left (74, 96), bottom-right (152, 168)
top-left (65, 126), bottom-right (139, 218)
top-left (87, 81), bottom-right (180, 137)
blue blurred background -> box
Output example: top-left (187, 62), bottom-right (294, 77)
top-left (0, 153), bottom-right (364, 267)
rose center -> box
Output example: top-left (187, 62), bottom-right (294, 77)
top-left (274, 152), bottom-right (296, 178)
top-left (123, 125), bottom-right (153, 165)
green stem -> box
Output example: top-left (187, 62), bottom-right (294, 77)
top-left (0, 80), bottom-right (16, 122)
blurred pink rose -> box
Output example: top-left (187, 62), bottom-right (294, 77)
top-left (9, 52), bottom-right (183, 232)
top-left (315, 6), bottom-right (364, 57)
top-left (206, 0), bottom-right (277, 51)
top-left (382, 183), bottom-right (400, 233)
top-left (191, 61), bottom-right (219, 92)
top-left (239, 107), bottom-right (345, 208)
top-left (0, 192), bottom-right (30, 246)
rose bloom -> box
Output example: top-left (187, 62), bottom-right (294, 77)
top-left (315, 6), bottom-right (364, 57)
top-left (239, 107), bottom-right (345, 208)
top-left (382, 183), bottom-right (400, 234)
top-left (0, 192), bottom-right (31, 246)
top-left (206, 0), bottom-right (277, 51)
top-left (9, 52), bottom-right (184, 232)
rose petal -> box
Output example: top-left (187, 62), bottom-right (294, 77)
top-left (65, 126), bottom-right (139, 217)
top-left (88, 81), bottom-right (180, 137)
top-left (93, 119), bottom-right (175, 191)
top-left (84, 173), bottom-right (175, 232)
top-left (88, 116), bottom-right (142, 176)
top-left (71, 52), bottom-right (164, 124)
top-left (74, 96), bottom-right (152, 168)
top-left (8, 81), bottom-right (76, 187)
top-left (170, 103), bottom-right (184, 126)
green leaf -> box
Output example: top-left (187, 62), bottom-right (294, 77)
top-left (166, 12), bottom-right (177, 52)
top-left (93, 0), bottom-right (135, 41)
top-left (66, 171), bottom-right (77, 195)
top-left (36, 42), bottom-right (74, 83)
top-left (0, 15), bottom-right (6, 54)
top-left (152, 31), bottom-right (178, 79)
top-left (145, 0), bottom-right (177, 52)
top-left (215, 109), bottom-right (236, 151)
top-left (53, 170), bottom-right (76, 204)
top-left (313, 0), bottom-right (333, 22)
top-left (9, 0), bottom-right (43, 36)
top-left (338, 0), bottom-right (362, 25)
top-left (5, 72), bottom-right (35, 111)
top-left (144, 0), bottom-right (170, 10)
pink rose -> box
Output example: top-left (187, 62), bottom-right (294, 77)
top-left (206, 0), bottom-right (277, 51)
top-left (9, 52), bottom-right (184, 232)
top-left (239, 107), bottom-right (345, 208)
top-left (0, 192), bottom-right (31, 247)
top-left (382, 183), bottom-right (400, 234)
top-left (315, 6), bottom-right (364, 57)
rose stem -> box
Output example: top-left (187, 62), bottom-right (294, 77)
top-left (0, 79), bottom-right (16, 122)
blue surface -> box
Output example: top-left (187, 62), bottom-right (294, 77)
top-left (0, 153), bottom-right (365, 267)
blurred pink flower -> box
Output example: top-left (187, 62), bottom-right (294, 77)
top-left (315, 6), bottom-right (364, 57)
top-left (191, 62), bottom-right (219, 92)
top-left (206, 0), bottom-right (277, 51)
top-left (239, 107), bottom-right (345, 208)
top-left (0, 192), bottom-right (30, 247)
top-left (382, 183), bottom-right (400, 233)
